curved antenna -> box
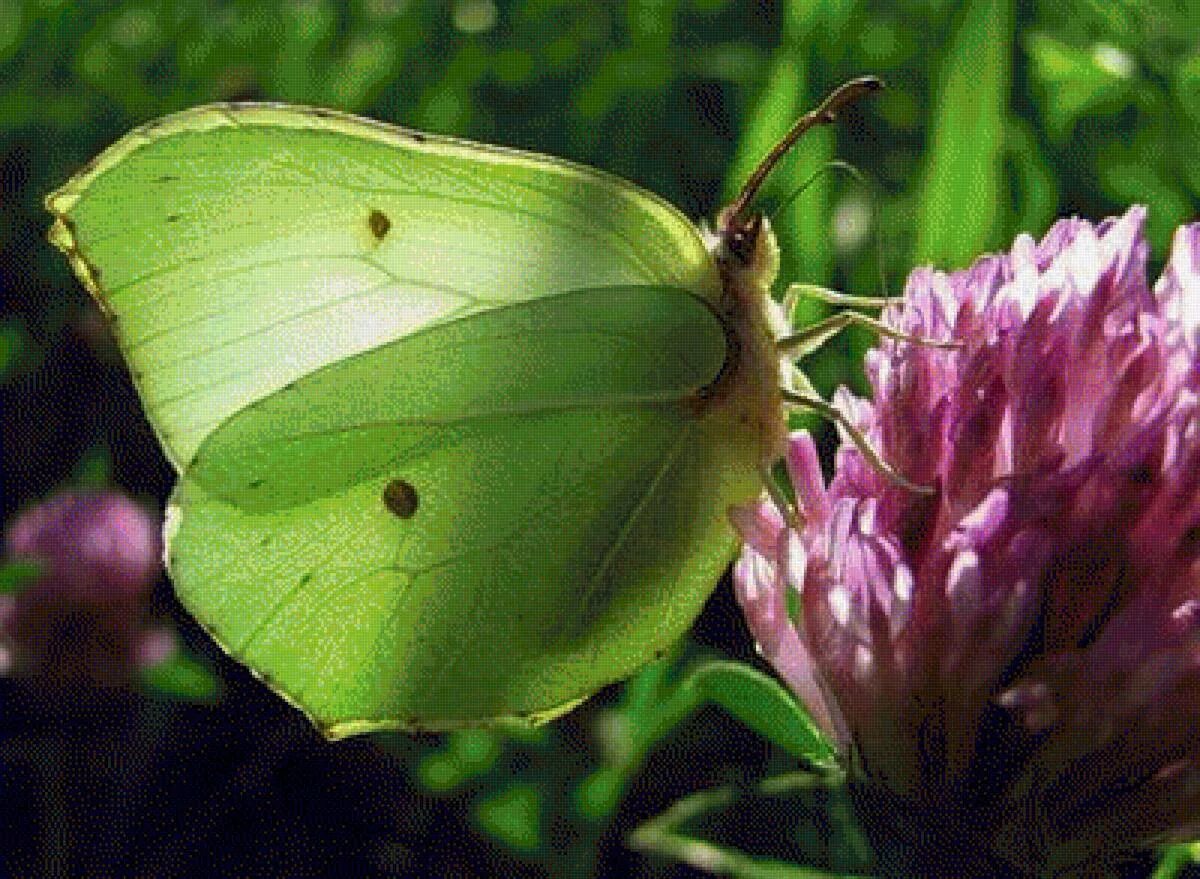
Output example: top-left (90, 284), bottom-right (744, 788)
top-left (723, 76), bottom-right (883, 232)
top-left (767, 159), bottom-right (864, 225)
top-left (770, 158), bottom-right (893, 303)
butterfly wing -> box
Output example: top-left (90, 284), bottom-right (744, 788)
top-left (47, 103), bottom-right (720, 467)
top-left (170, 285), bottom-right (759, 734)
top-left (48, 105), bottom-right (760, 733)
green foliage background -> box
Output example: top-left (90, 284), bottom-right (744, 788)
top-left (5, 0), bottom-right (1200, 408)
top-left (2, 1), bottom-right (1199, 877)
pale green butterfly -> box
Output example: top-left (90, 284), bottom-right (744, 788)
top-left (47, 78), bottom-right (893, 737)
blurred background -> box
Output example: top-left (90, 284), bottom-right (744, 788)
top-left (1, 1), bottom-right (1199, 877)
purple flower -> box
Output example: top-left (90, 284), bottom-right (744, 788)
top-left (733, 207), bottom-right (1200, 877)
top-left (2, 490), bottom-right (170, 687)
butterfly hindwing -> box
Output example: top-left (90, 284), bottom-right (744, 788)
top-left (168, 286), bottom-right (754, 734)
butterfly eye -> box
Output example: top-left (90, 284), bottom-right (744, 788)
top-left (726, 214), bottom-right (763, 265)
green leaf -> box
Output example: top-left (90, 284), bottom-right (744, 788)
top-left (0, 3), bottom-right (25, 65)
top-left (571, 656), bottom-right (839, 824)
top-left (451, 728), bottom-right (503, 773)
top-left (681, 41), bottom-right (763, 85)
top-left (0, 559), bottom-right (44, 595)
top-left (1025, 32), bottom-right (1134, 141)
top-left (679, 660), bottom-right (838, 768)
top-left (417, 729), bottom-right (502, 792)
top-left (139, 650), bottom-right (223, 703)
top-left (325, 32), bottom-right (397, 111)
top-left (0, 319), bottom-right (34, 383)
top-left (570, 657), bottom-right (684, 821)
top-left (574, 765), bottom-right (627, 820)
top-left (1097, 136), bottom-right (1191, 250)
top-left (1174, 54), bottom-right (1200, 125)
top-left (914, 0), bottom-right (1013, 269)
top-left (72, 443), bottom-right (113, 488)
top-left (415, 752), bottom-right (463, 793)
top-left (629, 772), bottom-right (870, 879)
top-left (1152, 843), bottom-right (1200, 879)
top-left (1004, 120), bottom-right (1058, 237)
top-left (473, 783), bottom-right (543, 853)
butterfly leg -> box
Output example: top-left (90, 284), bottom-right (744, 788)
top-left (782, 282), bottom-right (894, 313)
top-left (780, 389), bottom-right (931, 494)
top-left (758, 457), bottom-right (801, 529)
top-left (775, 305), bottom-right (960, 358)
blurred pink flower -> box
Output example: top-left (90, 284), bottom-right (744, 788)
top-left (733, 207), bottom-right (1200, 877)
top-left (2, 490), bottom-right (172, 687)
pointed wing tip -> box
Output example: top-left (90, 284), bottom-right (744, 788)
top-left (44, 209), bottom-right (110, 311)
top-left (44, 184), bottom-right (72, 216)
top-left (44, 146), bottom-right (106, 219)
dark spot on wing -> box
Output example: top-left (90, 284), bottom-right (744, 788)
top-left (155, 175), bottom-right (179, 183)
top-left (165, 213), bottom-right (181, 223)
top-left (259, 535), bottom-right (271, 546)
top-left (408, 130), bottom-right (427, 143)
top-left (299, 572), bottom-right (313, 586)
top-left (368, 208), bottom-right (391, 241)
top-left (248, 478), bottom-right (265, 489)
top-left (383, 478), bottom-right (419, 519)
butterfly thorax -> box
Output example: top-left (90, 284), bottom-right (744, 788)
top-left (700, 211), bottom-right (791, 466)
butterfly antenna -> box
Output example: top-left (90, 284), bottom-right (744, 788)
top-left (864, 168), bottom-right (890, 301)
top-left (723, 76), bottom-right (883, 233)
top-left (773, 157), bottom-right (894, 307)
top-left (767, 160), bottom-right (864, 226)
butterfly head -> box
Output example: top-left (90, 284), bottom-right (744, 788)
top-left (719, 209), bottom-right (763, 265)
top-left (713, 76), bottom-right (881, 302)
top-left (711, 207), bottom-right (781, 299)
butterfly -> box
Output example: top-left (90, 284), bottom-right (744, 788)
top-left (47, 77), bottom-right (885, 736)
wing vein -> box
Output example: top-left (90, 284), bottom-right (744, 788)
top-left (151, 301), bottom-right (482, 418)
top-left (201, 392), bottom-right (689, 462)
top-left (235, 529), bottom-right (388, 655)
top-left (572, 422), bottom-right (693, 633)
top-left (128, 272), bottom-right (470, 359)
